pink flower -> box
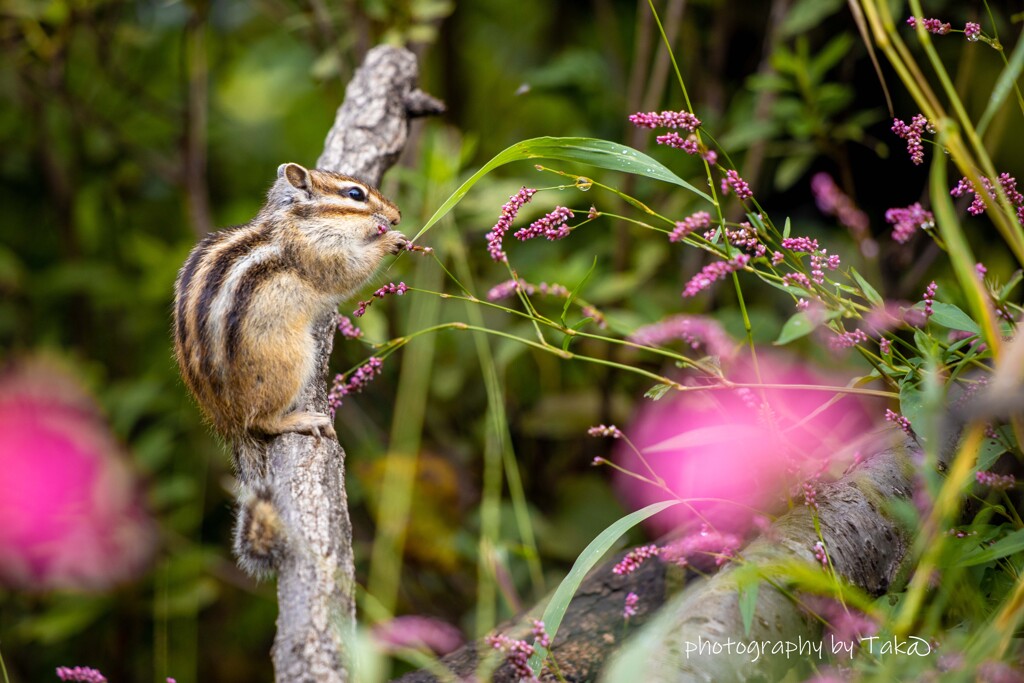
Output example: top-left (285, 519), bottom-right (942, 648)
top-left (628, 110), bottom-right (701, 131)
top-left (623, 592), bottom-right (639, 619)
top-left (336, 315), bottom-right (363, 339)
top-left (613, 544), bottom-right (661, 575)
top-left (56, 667), bottom-right (107, 683)
top-left (486, 187), bottom-right (537, 262)
top-left (588, 424), bottom-right (623, 439)
top-left (514, 206), bottom-right (574, 241)
top-left (965, 22), bottom-right (982, 41)
top-left (720, 169), bottom-right (753, 200)
top-left (371, 615), bottom-right (464, 655)
top-left (811, 173), bottom-right (869, 239)
top-left (353, 282), bottom-right (409, 317)
top-left (885, 203), bottom-right (934, 243)
top-left (892, 114), bottom-right (929, 165)
top-left (660, 525), bottom-right (742, 571)
top-left (669, 211), bottom-right (712, 242)
top-left (907, 16), bottom-right (951, 34)
top-left (0, 358), bottom-right (156, 591)
top-left (682, 253), bottom-right (750, 297)
top-left (885, 408), bottom-right (913, 436)
top-left (655, 132), bottom-right (699, 154)
top-left (923, 281), bottom-right (938, 318)
top-left (328, 357), bottom-right (384, 412)
top-left (781, 236), bottom-right (819, 253)
top-left (627, 314), bottom-right (735, 359)
top-left (976, 471), bottom-right (1015, 491)
top-left (612, 352), bottom-right (881, 537)
top-left (812, 541), bottom-right (828, 567)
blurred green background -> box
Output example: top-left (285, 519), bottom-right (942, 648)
top-left (1, 0), bottom-right (1020, 681)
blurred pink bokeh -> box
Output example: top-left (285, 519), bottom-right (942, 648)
top-left (0, 357), bottom-right (156, 591)
top-left (614, 351), bottom-right (883, 537)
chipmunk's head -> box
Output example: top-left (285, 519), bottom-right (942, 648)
top-left (265, 162), bottom-right (401, 236)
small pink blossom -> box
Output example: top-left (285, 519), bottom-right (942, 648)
top-left (811, 173), bottom-right (869, 238)
top-left (682, 253), bottom-right (750, 297)
top-left (879, 337), bottom-right (891, 354)
top-left (628, 314), bottom-right (735, 359)
top-left (329, 357), bottom-right (384, 412)
top-left (830, 328), bottom-right (868, 350)
top-left (892, 114), bottom-right (929, 165)
top-left (780, 236), bottom-right (819, 253)
top-left (975, 262), bottom-right (988, 279)
top-left (623, 592), bottom-right (639, 619)
top-left (514, 206), bottom-right (574, 241)
top-left (336, 315), bottom-right (363, 339)
top-left (56, 668), bottom-right (107, 683)
top-left (783, 272), bottom-right (812, 289)
top-left (885, 408), bottom-right (913, 436)
top-left (486, 187), bottom-right (537, 262)
top-left (907, 16), bottom-right (951, 35)
top-left (923, 281), bottom-right (938, 318)
top-left (812, 541), bottom-right (828, 567)
top-left (353, 282), bottom-right (409, 317)
top-left (660, 526), bottom-right (741, 571)
top-left (669, 211), bottom-right (712, 242)
top-left (976, 471), bottom-right (1015, 491)
top-left (628, 110), bottom-right (701, 131)
top-left (965, 22), bottom-right (982, 41)
top-left (720, 169), bottom-right (753, 200)
top-left (372, 615), bottom-right (463, 655)
top-left (613, 544), bottom-right (661, 575)
top-left (655, 131), bottom-right (699, 154)
top-left (885, 203), bottom-right (934, 243)
top-left (702, 149), bottom-right (718, 165)
top-left (588, 424), bottom-right (623, 439)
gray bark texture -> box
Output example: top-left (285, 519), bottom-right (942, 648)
top-left (394, 435), bottom-right (920, 683)
top-left (264, 45), bottom-right (442, 683)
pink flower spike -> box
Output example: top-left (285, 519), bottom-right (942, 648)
top-left (721, 169), bottom-right (753, 200)
top-left (486, 187), bottom-right (537, 262)
top-left (627, 314), bottom-right (735, 359)
top-left (56, 668), bottom-right (108, 683)
top-left (613, 544), bottom-right (661, 575)
top-left (965, 22), bottom-right (981, 41)
top-left (976, 471), bottom-right (1015, 491)
top-left (923, 281), bottom-right (938, 318)
top-left (514, 206), bottom-right (574, 241)
top-left (813, 541), bottom-right (828, 567)
top-left (656, 132), bottom-right (699, 154)
top-left (669, 211), bottom-right (712, 242)
top-left (623, 592), bottom-right (639, 619)
top-left (588, 424), bottom-right (623, 439)
top-left (781, 236), bottom-right (819, 253)
top-left (682, 253), bottom-right (750, 297)
top-left (885, 203), bottom-right (934, 243)
top-left (337, 315), bottom-right (363, 340)
top-left (628, 110), bottom-right (701, 131)
top-left (885, 408), bottom-right (913, 436)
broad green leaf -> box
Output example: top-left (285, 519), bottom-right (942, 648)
top-left (898, 382), bottom-right (927, 441)
top-left (528, 500), bottom-right (681, 674)
top-left (929, 301), bottom-right (980, 334)
top-left (957, 528), bottom-right (1024, 567)
top-left (850, 267), bottom-right (883, 307)
top-left (778, 311), bottom-right (835, 344)
top-left (977, 28), bottom-right (1024, 136)
top-left (412, 137), bottom-right (712, 241)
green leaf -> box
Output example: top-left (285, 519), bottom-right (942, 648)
top-left (957, 528), bottom-right (1024, 567)
top-left (929, 301), bottom-right (980, 334)
top-left (977, 27), bottom-right (1024, 136)
top-left (644, 383), bottom-right (672, 401)
top-left (898, 382), bottom-right (926, 441)
top-left (774, 311), bottom-right (816, 345)
top-left (412, 137), bottom-right (712, 241)
top-left (783, 216), bottom-right (792, 239)
top-left (738, 574), bottom-right (760, 637)
top-left (850, 267), bottom-right (883, 307)
top-left (528, 500), bottom-right (681, 674)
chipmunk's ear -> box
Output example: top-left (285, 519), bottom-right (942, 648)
top-left (278, 163), bottom-right (311, 193)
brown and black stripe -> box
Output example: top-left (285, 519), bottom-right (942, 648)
top-left (174, 224), bottom-right (291, 416)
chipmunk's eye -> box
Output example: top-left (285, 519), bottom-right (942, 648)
top-left (344, 187), bottom-right (367, 202)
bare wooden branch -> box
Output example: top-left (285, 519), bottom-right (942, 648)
top-left (264, 45), bottom-right (442, 683)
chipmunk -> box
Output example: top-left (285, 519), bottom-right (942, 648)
top-left (173, 163), bottom-right (404, 483)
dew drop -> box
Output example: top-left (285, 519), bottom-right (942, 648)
top-left (575, 177), bottom-right (593, 191)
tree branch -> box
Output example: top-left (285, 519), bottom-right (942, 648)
top-left (260, 45), bottom-right (442, 683)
